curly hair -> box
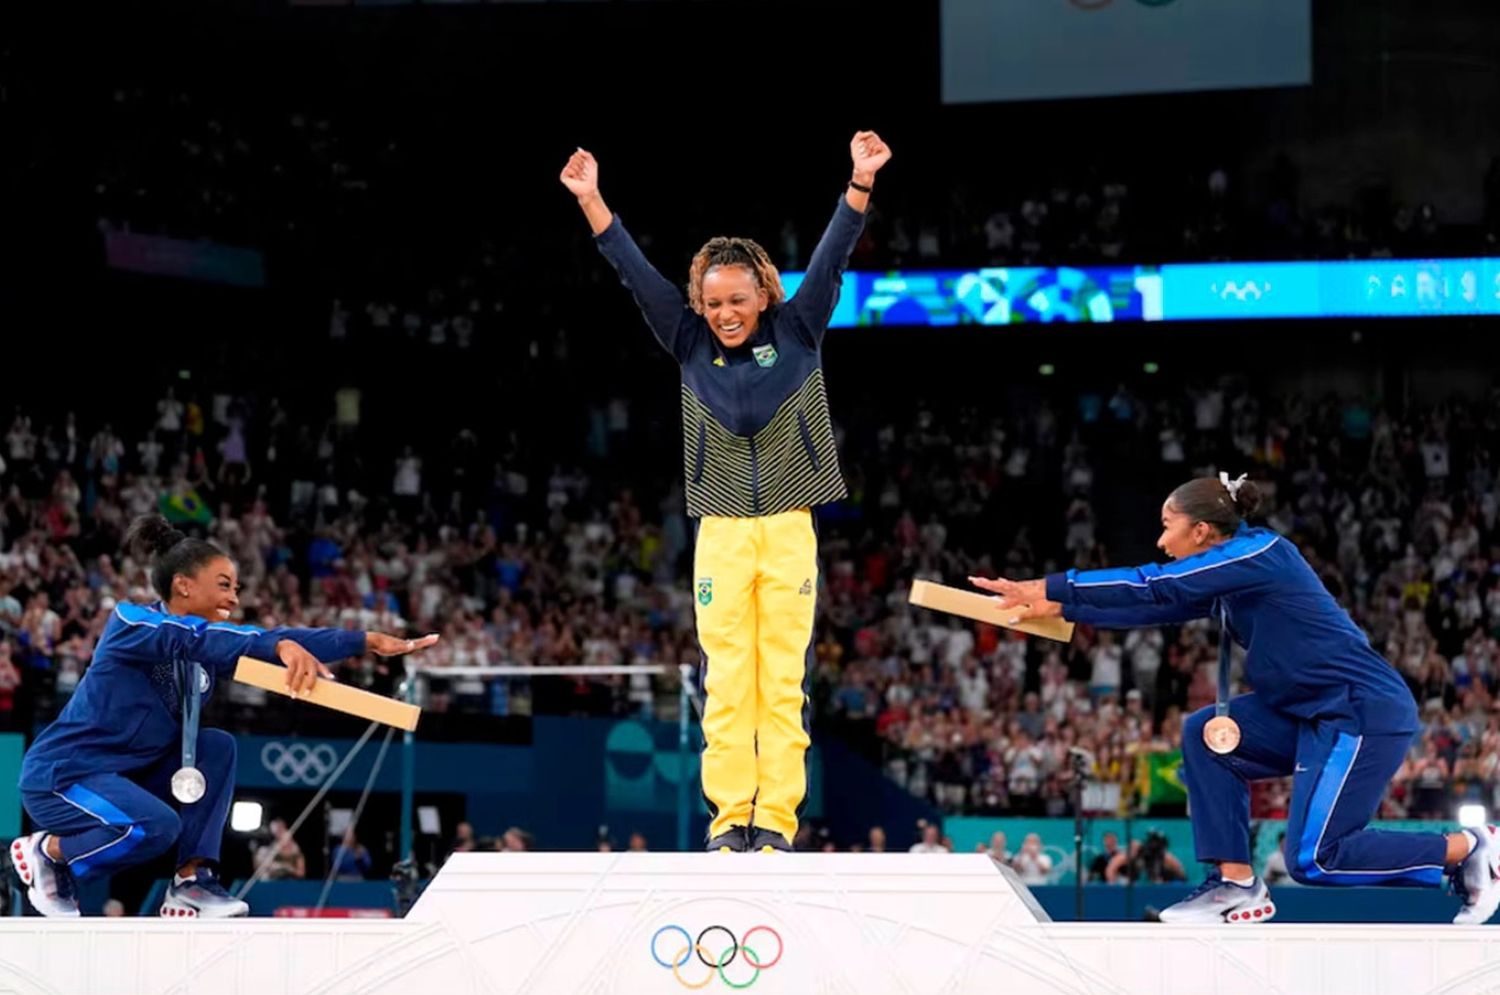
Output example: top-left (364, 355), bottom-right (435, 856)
top-left (686, 237), bottom-right (785, 314)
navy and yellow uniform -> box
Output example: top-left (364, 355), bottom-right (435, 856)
top-left (596, 198), bottom-right (865, 844)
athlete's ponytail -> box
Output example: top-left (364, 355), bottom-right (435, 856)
top-left (1167, 474), bottom-right (1263, 537)
top-left (123, 514), bottom-right (225, 601)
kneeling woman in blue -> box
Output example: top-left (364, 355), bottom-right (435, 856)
top-left (972, 475), bottom-right (1495, 925)
top-left (9, 514), bottom-right (437, 918)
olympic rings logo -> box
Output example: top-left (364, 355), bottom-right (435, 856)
top-left (260, 742), bottom-right (339, 785)
top-left (649, 924), bottom-right (784, 989)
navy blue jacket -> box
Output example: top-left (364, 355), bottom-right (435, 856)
top-left (20, 603), bottom-right (367, 792)
top-left (1046, 524), bottom-right (1418, 734)
top-left (595, 198), bottom-right (864, 518)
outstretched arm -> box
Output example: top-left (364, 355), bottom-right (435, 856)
top-left (971, 533), bottom-right (1278, 625)
top-left (786, 131), bottom-right (892, 342)
top-left (969, 576), bottom-right (1212, 627)
top-left (107, 603), bottom-right (438, 693)
top-left (561, 148), bottom-right (692, 359)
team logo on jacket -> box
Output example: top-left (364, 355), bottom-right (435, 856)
top-left (798, 579), bottom-right (812, 596)
top-left (697, 578), bottom-right (714, 606)
top-left (752, 344), bottom-right (778, 368)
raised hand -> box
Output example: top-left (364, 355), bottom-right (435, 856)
top-left (850, 131), bottom-right (893, 177)
top-left (560, 148), bottom-right (600, 200)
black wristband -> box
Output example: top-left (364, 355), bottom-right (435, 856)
top-left (849, 180), bottom-right (873, 194)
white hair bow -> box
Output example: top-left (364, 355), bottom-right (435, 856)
top-left (1219, 471), bottom-right (1248, 499)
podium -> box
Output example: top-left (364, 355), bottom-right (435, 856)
top-left (0, 853), bottom-right (1492, 994)
top-left (405, 851), bottom-right (1049, 993)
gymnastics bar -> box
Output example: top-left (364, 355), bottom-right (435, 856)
top-left (233, 657), bottom-right (422, 731)
top-left (908, 580), bottom-right (1075, 643)
top-left (411, 664), bottom-right (668, 678)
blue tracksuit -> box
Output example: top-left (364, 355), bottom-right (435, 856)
top-left (1046, 524), bottom-right (1448, 886)
top-left (19, 602), bottom-right (366, 877)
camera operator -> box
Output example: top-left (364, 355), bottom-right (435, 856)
top-left (1105, 831), bottom-right (1187, 884)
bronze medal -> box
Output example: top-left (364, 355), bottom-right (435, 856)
top-left (1203, 715), bottom-right (1241, 755)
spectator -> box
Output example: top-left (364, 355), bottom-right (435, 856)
top-left (450, 821), bottom-right (476, 855)
top-left (909, 823), bottom-right (947, 854)
top-left (1012, 833), bottom-right (1054, 885)
top-left (255, 819), bottom-right (306, 880)
top-left (1090, 831), bottom-right (1122, 883)
top-left (0, 641), bottom-right (20, 730)
top-left (985, 830), bottom-right (1012, 865)
top-left (502, 827), bottom-right (534, 852)
top-left (331, 828), bottom-right (373, 881)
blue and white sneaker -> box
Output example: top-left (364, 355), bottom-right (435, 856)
top-left (160, 866), bottom-right (249, 919)
top-left (1453, 826), bottom-right (1500, 925)
top-left (9, 833), bottom-right (80, 918)
top-left (1158, 872), bottom-right (1276, 924)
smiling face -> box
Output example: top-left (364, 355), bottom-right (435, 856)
top-left (700, 264), bottom-right (768, 348)
top-left (169, 554), bottom-right (241, 622)
top-left (1156, 499), bottom-right (1221, 561)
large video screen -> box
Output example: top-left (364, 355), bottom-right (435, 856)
top-left (941, 0), bottom-right (1312, 104)
top-left (781, 258), bottom-right (1500, 327)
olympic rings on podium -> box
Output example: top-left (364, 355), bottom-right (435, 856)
top-left (650, 924), bottom-right (784, 989)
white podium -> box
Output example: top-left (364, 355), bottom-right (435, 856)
top-left (405, 851), bottom-right (1049, 993)
top-left (1, 853), bottom-right (1498, 994)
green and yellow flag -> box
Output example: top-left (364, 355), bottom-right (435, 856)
top-left (160, 488), bottom-right (213, 526)
top-left (1140, 749), bottom-right (1187, 806)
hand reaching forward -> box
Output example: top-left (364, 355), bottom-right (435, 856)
top-left (968, 576), bottom-right (1063, 623)
top-left (366, 632), bottom-right (441, 657)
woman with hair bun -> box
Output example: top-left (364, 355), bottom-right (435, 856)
top-left (971, 473), bottom-right (1496, 926)
top-left (10, 514), bottom-right (436, 918)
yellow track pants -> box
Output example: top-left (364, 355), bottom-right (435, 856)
top-left (694, 508), bottom-right (817, 844)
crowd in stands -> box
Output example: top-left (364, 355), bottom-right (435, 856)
top-left (3, 365), bottom-right (1498, 834)
top-left (818, 383), bottom-right (1500, 825)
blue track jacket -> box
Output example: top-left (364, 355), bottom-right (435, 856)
top-left (1045, 524), bottom-right (1418, 734)
top-left (20, 603), bottom-right (367, 792)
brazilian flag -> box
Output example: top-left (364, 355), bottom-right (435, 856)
top-left (1140, 750), bottom-right (1187, 807)
top-left (160, 489), bottom-right (213, 526)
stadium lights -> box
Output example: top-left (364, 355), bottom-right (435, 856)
top-left (231, 801), bottom-right (264, 833)
top-left (1459, 803), bottom-right (1487, 829)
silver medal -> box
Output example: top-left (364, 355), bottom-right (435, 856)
top-left (171, 766), bottom-right (207, 803)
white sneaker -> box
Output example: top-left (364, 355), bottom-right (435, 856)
top-left (9, 833), bottom-right (80, 918)
top-left (160, 867), bottom-right (249, 919)
top-left (1158, 873), bottom-right (1276, 924)
top-left (1453, 826), bottom-right (1500, 925)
